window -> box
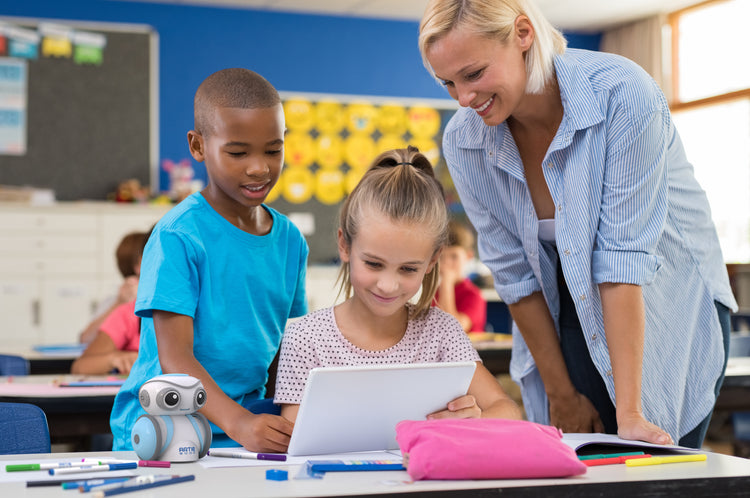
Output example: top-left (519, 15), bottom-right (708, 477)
top-left (670, 0), bottom-right (750, 263)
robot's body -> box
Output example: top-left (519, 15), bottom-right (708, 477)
top-left (131, 374), bottom-right (212, 462)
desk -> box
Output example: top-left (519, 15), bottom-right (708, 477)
top-left (472, 335), bottom-right (512, 376)
top-left (1, 345), bottom-right (83, 375)
top-left (1, 449), bottom-right (750, 497)
top-left (0, 375), bottom-right (120, 451)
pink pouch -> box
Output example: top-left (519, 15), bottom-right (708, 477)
top-left (395, 418), bottom-right (586, 480)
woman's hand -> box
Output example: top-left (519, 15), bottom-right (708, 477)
top-left (548, 390), bottom-right (605, 433)
top-left (617, 411), bottom-right (673, 445)
top-left (427, 394), bottom-right (481, 420)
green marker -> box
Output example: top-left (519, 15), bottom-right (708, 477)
top-left (578, 451), bottom-right (646, 461)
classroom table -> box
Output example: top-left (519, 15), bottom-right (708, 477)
top-left (1, 345), bottom-right (84, 375)
top-left (1, 448), bottom-right (749, 497)
top-left (0, 375), bottom-right (121, 451)
top-left (470, 333), bottom-right (512, 376)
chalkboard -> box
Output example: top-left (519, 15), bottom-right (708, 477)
top-left (0, 18), bottom-right (157, 201)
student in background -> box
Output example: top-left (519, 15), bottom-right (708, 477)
top-left (71, 229), bottom-right (153, 375)
top-left (110, 68), bottom-right (308, 453)
top-left (274, 146), bottom-right (521, 424)
top-left (418, 0), bottom-right (737, 447)
top-left (435, 220), bottom-right (487, 333)
top-left (78, 231), bottom-right (147, 344)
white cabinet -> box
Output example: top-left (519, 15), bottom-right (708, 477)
top-left (0, 202), bottom-right (170, 348)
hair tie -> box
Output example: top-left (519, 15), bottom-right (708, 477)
top-left (394, 162), bottom-right (413, 166)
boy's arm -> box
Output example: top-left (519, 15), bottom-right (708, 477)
top-left (152, 310), bottom-right (294, 453)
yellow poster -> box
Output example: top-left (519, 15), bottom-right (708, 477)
top-left (345, 102), bottom-right (378, 135)
top-left (284, 131), bottom-right (315, 168)
top-left (315, 134), bottom-right (343, 170)
top-left (283, 98), bottom-right (314, 132)
top-left (315, 100), bottom-right (345, 134)
top-left (344, 133), bottom-right (376, 170)
top-left (377, 104), bottom-right (408, 136)
top-left (315, 169), bottom-right (345, 205)
top-left (407, 106), bottom-right (441, 138)
top-left (282, 168), bottom-right (314, 204)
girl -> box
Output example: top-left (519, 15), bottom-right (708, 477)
top-left (274, 146), bottom-right (521, 423)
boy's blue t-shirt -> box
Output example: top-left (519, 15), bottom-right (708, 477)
top-left (110, 192), bottom-right (308, 450)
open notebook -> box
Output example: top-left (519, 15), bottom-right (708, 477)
top-left (286, 361), bottom-right (477, 456)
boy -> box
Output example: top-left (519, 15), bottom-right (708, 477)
top-left (110, 68), bottom-right (308, 453)
top-left (435, 220), bottom-right (486, 332)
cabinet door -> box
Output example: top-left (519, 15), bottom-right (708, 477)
top-left (39, 277), bottom-right (99, 344)
top-left (0, 277), bottom-right (41, 346)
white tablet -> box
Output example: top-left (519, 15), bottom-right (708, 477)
top-left (286, 361), bottom-right (477, 456)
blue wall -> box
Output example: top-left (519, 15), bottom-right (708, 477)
top-left (1, 1), bottom-right (601, 192)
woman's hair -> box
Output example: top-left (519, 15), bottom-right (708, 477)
top-left (419, 0), bottom-right (567, 95)
top-left (337, 146), bottom-right (448, 318)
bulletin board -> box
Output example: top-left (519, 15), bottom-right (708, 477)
top-left (268, 94), bottom-right (459, 263)
top-left (0, 17), bottom-right (157, 201)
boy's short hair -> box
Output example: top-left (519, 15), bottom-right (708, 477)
top-left (194, 68), bottom-right (281, 136)
top-left (115, 231), bottom-right (149, 277)
top-left (447, 220), bottom-right (475, 251)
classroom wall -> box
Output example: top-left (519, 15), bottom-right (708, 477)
top-left (1, 0), bottom-right (601, 193)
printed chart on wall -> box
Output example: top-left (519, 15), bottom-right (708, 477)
top-left (267, 95), bottom-right (460, 263)
top-left (0, 57), bottom-right (27, 156)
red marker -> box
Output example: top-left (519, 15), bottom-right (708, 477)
top-left (583, 454), bottom-right (652, 467)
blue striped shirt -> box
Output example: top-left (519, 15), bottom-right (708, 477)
top-left (442, 48), bottom-right (737, 440)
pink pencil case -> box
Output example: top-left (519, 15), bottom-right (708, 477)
top-left (395, 418), bottom-right (586, 480)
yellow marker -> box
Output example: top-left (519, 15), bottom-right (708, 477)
top-left (625, 454), bottom-right (707, 467)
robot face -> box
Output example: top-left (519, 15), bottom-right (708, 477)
top-left (138, 374), bottom-right (207, 415)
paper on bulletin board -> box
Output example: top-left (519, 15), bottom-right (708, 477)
top-left (0, 57), bottom-right (27, 156)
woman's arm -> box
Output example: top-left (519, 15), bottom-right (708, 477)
top-left (599, 282), bottom-right (673, 444)
top-left (509, 291), bottom-right (604, 433)
top-left (153, 310), bottom-right (294, 453)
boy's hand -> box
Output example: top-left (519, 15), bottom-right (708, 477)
top-left (426, 394), bottom-right (481, 420)
top-left (236, 412), bottom-right (295, 453)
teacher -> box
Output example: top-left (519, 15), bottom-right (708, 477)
top-left (418, 0), bottom-right (737, 448)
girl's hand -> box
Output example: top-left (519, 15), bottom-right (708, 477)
top-left (427, 394), bottom-right (481, 420)
top-left (548, 390), bottom-right (605, 433)
top-left (617, 412), bottom-right (674, 445)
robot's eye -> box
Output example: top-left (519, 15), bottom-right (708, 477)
top-left (164, 390), bottom-right (180, 407)
top-left (195, 389), bottom-right (206, 408)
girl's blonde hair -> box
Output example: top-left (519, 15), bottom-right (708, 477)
top-left (419, 0), bottom-right (567, 95)
top-left (337, 146), bottom-right (448, 318)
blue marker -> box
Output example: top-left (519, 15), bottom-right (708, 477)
top-left (60, 477), bottom-right (131, 490)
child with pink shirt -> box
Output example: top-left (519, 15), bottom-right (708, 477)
top-left (71, 229), bottom-right (151, 375)
top-left (274, 147), bottom-right (521, 423)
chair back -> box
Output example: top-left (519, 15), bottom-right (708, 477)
top-left (0, 354), bottom-right (30, 376)
top-left (0, 402), bottom-right (51, 454)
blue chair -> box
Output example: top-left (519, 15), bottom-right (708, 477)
top-left (0, 402), bottom-right (51, 454)
top-left (0, 354), bottom-right (30, 376)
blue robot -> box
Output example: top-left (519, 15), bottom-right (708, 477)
top-left (131, 374), bottom-right (212, 462)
